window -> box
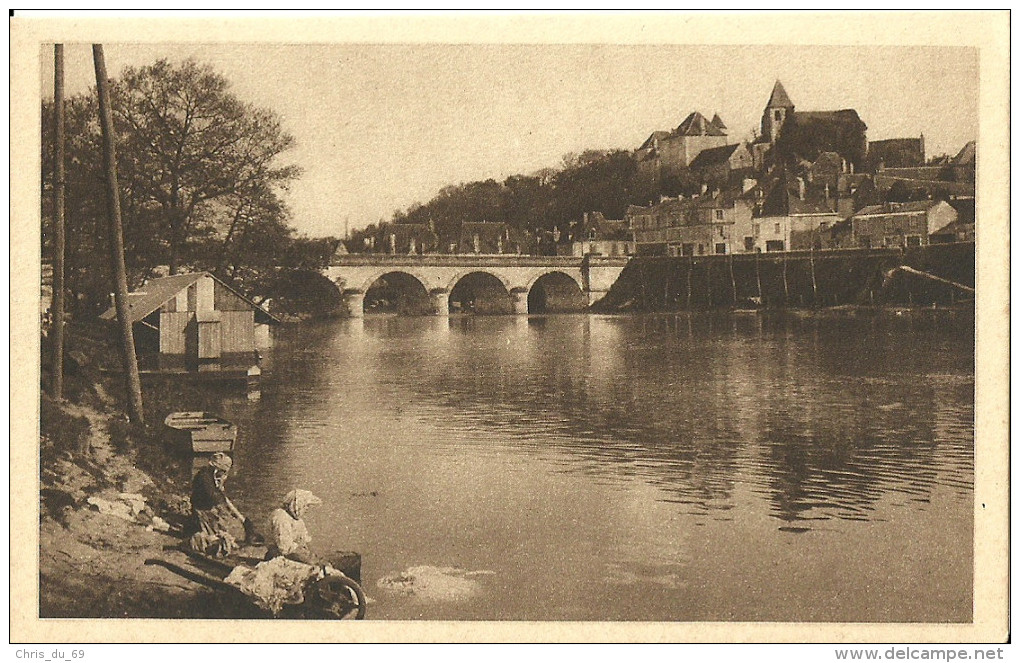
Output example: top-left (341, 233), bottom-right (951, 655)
top-left (775, 110), bottom-right (782, 121)
top-left (697, 244), bottom-right (704, 255)
top-left (715, 209), bottom-right (724, 220)
top-left (766, 240), bottom-right (785, 252)
top-left (744, 236), bottom-right (755, 251)
top-left (906, 235), bottom-right (922, 247)
top-left (753, 223), bottom-right (760, 235)
top-left (681, 243), bottom-right (694, 257)
top-left (718, 226), bottom-right (725, 237)
top-left (715, 243), bottom-right (727, 255)
top-left (588, 228), bottom-right (597, 241)
top-left (774, 222), bottom-right (781, 234)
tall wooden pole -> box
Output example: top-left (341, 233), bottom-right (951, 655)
top-left (93, 44), bottom-right (145, 425)
top-left (50, 44), bottom-right (66, 400)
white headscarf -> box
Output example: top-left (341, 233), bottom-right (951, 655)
top-left (283, 489), bottom-right (322, 519)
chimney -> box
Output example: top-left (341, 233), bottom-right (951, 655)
top-left (742, 178), bottom-right (757, 193)
top-left (841, 158), bottom-right (848, 173)
top-left (700, 183), bottom-right (708, 195)
top-left (824, 183), bottom-right (830, 202)
top-left (850, 162), bottom-right (855, 175)
top-left (797, 177), bottom-right (806, 201)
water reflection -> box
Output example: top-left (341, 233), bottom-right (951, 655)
top-left (355, 313), bottom-right (973, 526)
top-left (224, 310), bottom-right (973, 621)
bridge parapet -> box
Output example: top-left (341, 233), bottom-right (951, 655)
top-left (331, 254), bottom-right (586, 268)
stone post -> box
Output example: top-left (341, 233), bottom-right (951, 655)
top-left (510, 287), bottom-right (529, 315)
top-left (343, 289), bottom-right (365, 318)
top-left (429, 288), bottom-right (450, 316)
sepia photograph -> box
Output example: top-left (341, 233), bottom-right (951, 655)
top-left (10, 11), bottom-right (1009, 646)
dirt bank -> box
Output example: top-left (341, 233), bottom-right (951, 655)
top-left (38, 322), bottom-right (268, 619)
top-left (38, 398), bottom-right (261, 618)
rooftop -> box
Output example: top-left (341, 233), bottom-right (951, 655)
top-left (766, 80), bottom-right (794, 109)
top-left (99, 272), bottom-right (279, 324)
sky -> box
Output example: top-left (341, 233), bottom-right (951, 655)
top-left (41, 42), bottom-right (979, 238)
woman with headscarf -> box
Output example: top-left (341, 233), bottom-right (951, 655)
top-left (189, 452), bottom-right (251, 556)
top-left (265, 489), bottom-right (323, 564)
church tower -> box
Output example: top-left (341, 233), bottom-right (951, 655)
top-left (761, 80), bottom-right (794, 144)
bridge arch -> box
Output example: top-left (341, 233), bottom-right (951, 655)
top-left (443, 268), bottom-right (513, 293)
top-left (355, 269), bottom-right (430, 295)
top-left (524, 268), bottom-right (583, 292)
top-left (448, 270), bottom-right (515, 315)
top-left (527, 270), bottom-right (587, 313)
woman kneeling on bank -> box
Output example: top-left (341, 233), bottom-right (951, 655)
top-left (265, 489), bottom-right (322, 564)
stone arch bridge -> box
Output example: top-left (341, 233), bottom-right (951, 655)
top-left (323, 254), bottom-right (629, 317)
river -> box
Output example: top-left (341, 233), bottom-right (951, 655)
top-left (220, 310), bottom-right (974, 622)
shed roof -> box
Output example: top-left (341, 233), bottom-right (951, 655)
top-left (99, 272), bottom-right (280, 325)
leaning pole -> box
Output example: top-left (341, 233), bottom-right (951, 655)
top-left (93, 44), bottom-right (145, 425)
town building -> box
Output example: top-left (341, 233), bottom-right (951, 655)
top-left (635, 110), bottom-right (732, 183)
top-left (99, 272), bottom-right (279, 372)
top-left (559, 212), bottom-right (635, 257)
top-left (455, 222), bottom-right (525, 255)
top-left (873, 141), bottom-right (976, 201)
top-left (833, 200), bottom-right (959, 249)
top-left (627, 187), bottom-right (755, 256)
top-left (688, 142), bottom-right (755, 188)
top-left (374, 223), bottom-right (439, 255)
top-left (868, 136), bottom-right (926, 169)
top-left (749, 173), bottom-right (844, 252)
top-left (753, 80), bottom-right (869, 172)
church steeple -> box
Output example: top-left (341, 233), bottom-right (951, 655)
top-left (762, 80), bottom-right (795, 144)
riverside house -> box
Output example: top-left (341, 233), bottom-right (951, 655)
top-left (831, 200), bottom-right (959, 249)
top-left (100, 272), bottom-right (279, 372)
top-left (627, 188), bottom-right (755, 256)
top-left (751, 175), bottom-right (844, 252)
top-left (559, 212), bottom-right (635, 257)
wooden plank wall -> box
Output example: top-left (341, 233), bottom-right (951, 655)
top-left (160, 311), bottom-right (192, 355)
top-left (220, 310), bottom-right (255, 353)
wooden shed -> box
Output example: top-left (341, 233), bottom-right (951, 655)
top-left (100, 272), bottom-right (279, 372)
